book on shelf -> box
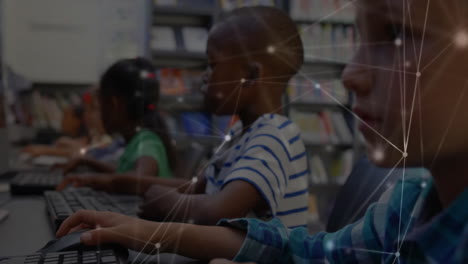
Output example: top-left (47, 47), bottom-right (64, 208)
top-left (153, 0), bottom-right (177, 6)
top-left (328, 111), bottom-right (353, 144)
top-left (157, 68), bottom-right (205, 96)
top-left (219, 0), bottom-right (276, 11)
top-left (290, 109), bottom-right (352, 145)
top-left (309, 155), bottom-right (328, 184)
top-left (290, 0), bottom-right (355, 22)
top-left (308, 149), bottom-right (354, 185)
top-left (288, 77), bottom-right (349, 105)
top-left (298, 23), bottom-right (356, 63)
top-left (181, 112), bottom-right (213, 137)
top-left (151, 26), bottom-right (178, 51)
top-left (158, 68), bottom-right (189, 95)
top-left (182, 27), bottom-right (209, 53)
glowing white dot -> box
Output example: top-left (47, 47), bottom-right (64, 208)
top-left (372, 148), bottom-right (385, 162)
top-left (325, 240), bottom-right (334, 251)
top-left (177, 96), bottom-right (184, 103)
top-left (394, 38), bottom-right (402, 47)
top-left (155, 243), bottom-right (161, 249)
top-left (240, 78), bottom-right (246, 84)
top-left (135, 91), bottom-right (142, 97)
top-left (416, 72), bottom-right (421, 78)
top-left (191, 177), bottom-right (198, 184)
top-left (267, 45), bottom-right (276, 54)
top-left (403, 152), bottom-right (408, 158)
top-left (80, 148), bottom-right (87, 156)
top-left (314, 83), bottom-right (321, 90)
top-left (454, 30), bottom-right (468, 48)
top-left (140, 70), bottom-right (149, 79)
top-left (325, 145), bottom-right (335, 153)
top-left (395, 252), bottom-right (400, 257)
top-left (224, 134), bottom-right (232, 142)
top-left (215, 92), bottom-right (224, 99)
top-left (421, 181), bottom-right (427, 189)
top-left (404, 60), bottom-right (412, 68)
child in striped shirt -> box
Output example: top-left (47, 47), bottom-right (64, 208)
top-left (59, 6), bottom-right (309, 228)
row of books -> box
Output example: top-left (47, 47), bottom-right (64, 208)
top-left (157, 68), bottom-right (204, 96)
top-left (288, 77), bottom-right (349, 105)
top-left (13, 91), bottom-right (83, 131)
top-left (219, 0), bottom-right (276, 11)
top-left (153, 0), bottom-right (215, 7)
top-left (162, 112), bottom-right (237, 139)
top-left (290, 0), bottom-right (355, 22)
top-left (154, 0), bottom-right (276, 11)
top-left (299, 23), bottom-right (356, 62)
top-left (151, 26), bottom-right (208, 53)
top-left (290, 109), bottom-right (353, 145)
top-left (308, 149), bottom-right (354, 184)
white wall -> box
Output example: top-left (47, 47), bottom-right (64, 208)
top-left (2, 0), bottom-right (149, 84)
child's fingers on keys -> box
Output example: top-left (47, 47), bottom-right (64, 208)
top-left (69, 223), bottom-right (94, 234)
top-left (56, 210), bottom-right (108, 237)
top-left (56, 176), bottom-right (80, 191)
top-left (80, 227), bottom-right (123, 246)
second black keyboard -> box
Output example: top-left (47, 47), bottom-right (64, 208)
top-left (44, 188), bottom-right (142, 230)
top-left (10, 171), bottom-right (64, 195)
top-left (0, 248), bottom-right (127, 264)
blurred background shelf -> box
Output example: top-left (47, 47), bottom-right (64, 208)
top-left (304, 141), bottom-right (354, 150)
top-left (294, 18), bottom-right (354, 26)
top-left (288, 101), bottom-right (350, 112)
top-left (159, 95), bottom-right (205, 112)
top-left (152, 50), bottom-right (207, 68)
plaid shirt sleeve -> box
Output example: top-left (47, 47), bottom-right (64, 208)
top-left (218, 202), bottom-right (386, 264)
top-left (217, 175), bottom-right (424, 264)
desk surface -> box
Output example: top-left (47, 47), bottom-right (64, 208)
top-left (0, 185), bottom-right (201, 264)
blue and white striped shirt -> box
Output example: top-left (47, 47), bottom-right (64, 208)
top-left (205, 114), bottom-right (309, 228)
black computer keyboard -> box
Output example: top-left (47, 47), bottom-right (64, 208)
top-left (0, 249), bottom-right (127, 264)
top-left (45, 188), bottom-right (142, 230)
top-left (10, 171), bottom-right (64, 195)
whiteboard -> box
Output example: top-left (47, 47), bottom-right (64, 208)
top-left (2, 0), bottom-right (149, 84)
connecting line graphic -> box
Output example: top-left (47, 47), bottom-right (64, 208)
top-left (347, 156), bottom-right (404, 222)
top-left (130, 184), bottom-right (194, 264)
top-left (404, 0), bottom-right (431, 151)
top-left (284, 57), bottom-right (406, 154)
top-left (128, 109), bottom-right (242, 263)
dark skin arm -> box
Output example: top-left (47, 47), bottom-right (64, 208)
top-left (139, 180), bottom-right (268, 225)
top-left (57, 173), bottom-right (191, 195)
top-left (57, 157), bottom-right (116, 174)
top-left (56, 210), bottom-right (246, 261)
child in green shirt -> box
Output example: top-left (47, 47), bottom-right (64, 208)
top-left (60, 58), bottom-right (174, 178)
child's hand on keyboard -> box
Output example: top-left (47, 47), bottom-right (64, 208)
top-left (56, 174), bottom-right (113, 191)
top-left (56, 210), bottom-right (159, 253)
top-left (53, 157), bottom-right (84, 173)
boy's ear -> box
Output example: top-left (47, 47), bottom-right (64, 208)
top-left (111, 96), bottom-right (122, 109)
top-left (242, 62), bottom-right (262, 87)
